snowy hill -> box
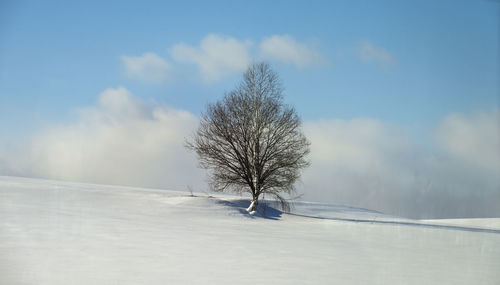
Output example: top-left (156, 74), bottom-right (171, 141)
top-left (1, 176), bottom-right (499, 284)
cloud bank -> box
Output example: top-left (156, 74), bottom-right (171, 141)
top-left (0, 88), bottom-right (497, 218)
top-left (436, 111), bottom-right (500, 172)
top-left (301, 111), bottom-right (499, 219)
top-left (9, 87), bottom-right (205, 191)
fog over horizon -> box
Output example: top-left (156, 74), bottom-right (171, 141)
top-left (1, 87), bottom-right (498, 219)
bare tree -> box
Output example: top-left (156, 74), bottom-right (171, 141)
top-left (186, 63), bottom-right (310, 213)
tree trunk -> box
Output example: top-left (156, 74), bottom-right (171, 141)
top-left (246, 195), bottom-right (259, 213)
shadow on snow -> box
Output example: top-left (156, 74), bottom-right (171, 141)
top-left (286, 212), bottom-right (500, 235)
top-left (215, 199), bottom-right (283, 220)
top-left (215, 198), bottom-right (500, 234)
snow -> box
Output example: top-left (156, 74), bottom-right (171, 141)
top-left (421, 218), bottom-right (500, 231)
top-left (1, 176), bottom-right (499, 284)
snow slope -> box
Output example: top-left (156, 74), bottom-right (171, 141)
top-left (1, 176), bottom-right (499, 284)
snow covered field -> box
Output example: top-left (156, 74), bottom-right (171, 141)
top-left (1, 176), bottom-right (499, 284)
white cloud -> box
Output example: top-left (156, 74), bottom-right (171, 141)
top-left (259, 35), bottom-right (326, 67)
top-left (19, 87), bottom-right (204, 190)
top-left (436, 110), bottom-right (500, 172)
top-left (300, 111), bottom-right (500, 219)
top-left (1, 87), bottom-right (497, 218)
top-left (170, 34), bottom-right (252, 82)
top-left (169, 34), bottom-right (327, 81)
top-left (357, 41), bottom-right (397, 69)
top-left (121, 52), bottom-right (170, 83)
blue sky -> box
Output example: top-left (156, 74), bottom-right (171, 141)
top-left (0, 0), bottom-right (498, 218)
top-left (1, 0), bottom-right (497, 130)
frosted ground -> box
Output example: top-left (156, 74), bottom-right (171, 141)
top-left (1, 176), bottom-right (499, 284)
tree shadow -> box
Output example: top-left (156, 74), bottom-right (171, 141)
top-left (215, 199), bottom-right (283, 220)
top-left (285, 212), bottom-right (500, 235)
top-left (214, 199), bottom-right (500, 234)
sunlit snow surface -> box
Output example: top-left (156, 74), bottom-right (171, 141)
top-left (1, 176), bottom-right (499, 284)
